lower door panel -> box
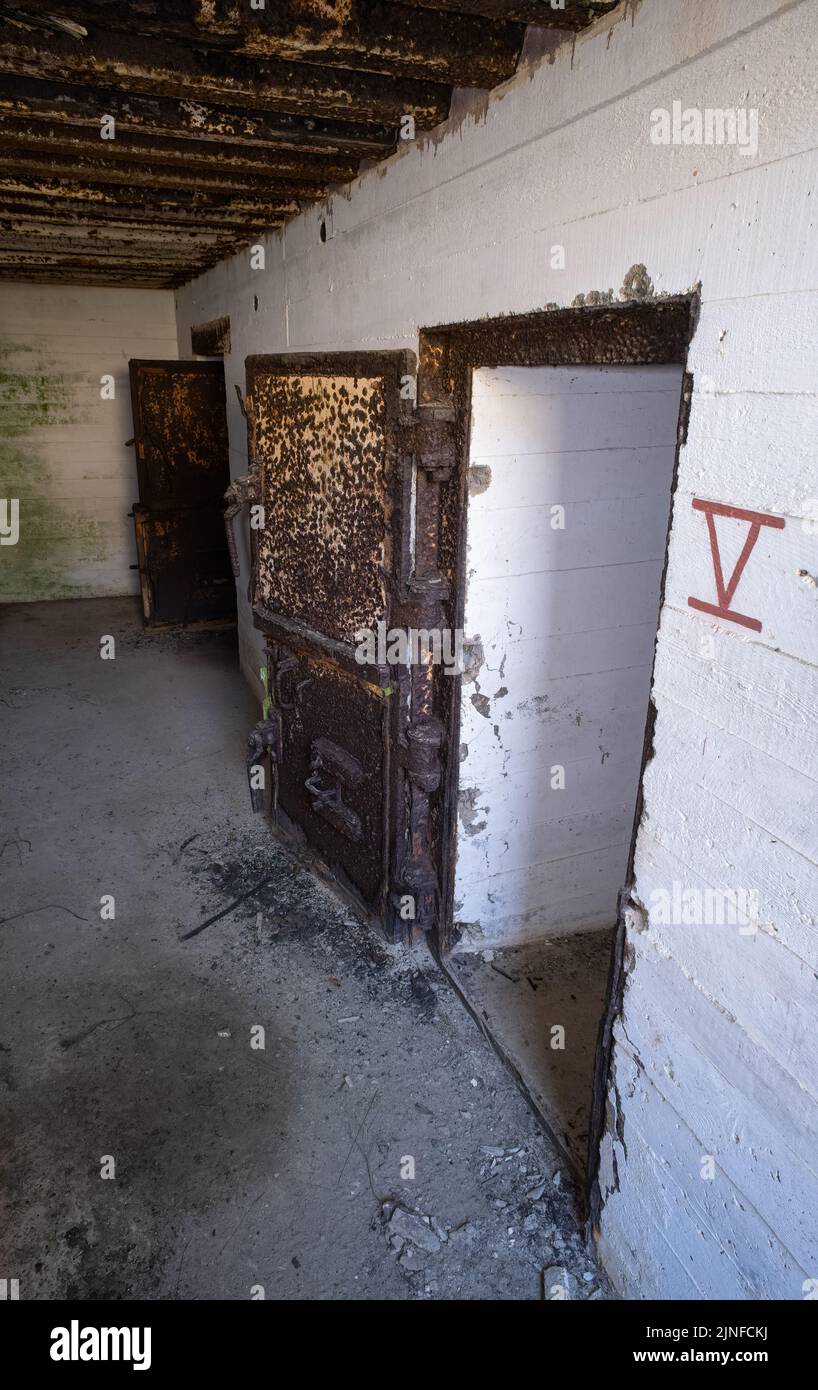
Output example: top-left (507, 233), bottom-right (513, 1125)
top-left (134, 504), bottom-right (237, 627)
top-left (270, 643), bottom-right (389, 911)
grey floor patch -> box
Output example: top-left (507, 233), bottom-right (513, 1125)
top-left (0, 598), bottom-right (610, 1301)
top-left (448, 931), bottom-right (615, 1173)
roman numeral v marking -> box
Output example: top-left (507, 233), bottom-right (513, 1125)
top-left (688, 498), bottom-right (785, 633)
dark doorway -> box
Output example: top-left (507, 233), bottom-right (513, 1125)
top-left (129, 359), bottom-right (236, 629)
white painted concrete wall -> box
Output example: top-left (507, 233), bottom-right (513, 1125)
top-left (455, 364), bottom-right (682, 948)
top-left (175, 0), bottom-right (818, 1299)
top-left (0, 283), bottom-right (177, 602)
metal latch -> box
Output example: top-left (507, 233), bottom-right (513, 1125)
top-left (304, 738), bottom-right (363, 842)
top-left (247, 714), bottom-right (282, 814)
top-left (223, 472), bottom-right (255, 579)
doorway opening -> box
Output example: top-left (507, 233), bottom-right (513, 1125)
top-left (450, 361), bottom-right (684, 1169)
top-left (417, 297), bottom-right (696, 1183)
top-left (129, 359), bottom-right (237, 631)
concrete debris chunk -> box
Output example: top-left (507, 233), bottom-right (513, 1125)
top-left (399, 1248), bottom-right (427, 1273)
top-left (448, 1221), bottom-right (478, 1246)
top-left (542, 1264), bottom-right (573, 1300)
top-left (430, 1216), bottom-right (449, 1243)
top-left (388, 1207), bottom-right (441, 1254)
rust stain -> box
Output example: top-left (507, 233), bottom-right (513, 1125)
top-left (254, 371), bottom-right (391, 645)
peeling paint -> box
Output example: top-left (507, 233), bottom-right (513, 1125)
top-left (470, 691), bottom-right (492, 720)
top-left (468, 462), bottom-right (491, 496)
top-left (460, 634), bottom-right (485, 684)
top-left (458, 785), bottom-right (487, 838)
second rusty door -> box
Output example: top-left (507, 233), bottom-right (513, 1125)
top-left (129, 358), bottom-right (236, 628)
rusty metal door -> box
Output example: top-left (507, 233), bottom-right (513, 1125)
top-left (239, 351), bottom-right (427, 929)
top-left (129, 360), bottom-right (236, 628)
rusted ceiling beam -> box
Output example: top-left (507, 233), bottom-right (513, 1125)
top-left (1, 1), bottom-right (524, 88)
top-left (400, 0), bottom-right (618, 26)
top-left (0, 148), bottom-right (326, 199)
top-left (0, 28), bottom-right (452, 128)
top-left (0, 175), bottom-right (300, 219)
top-left (0, 205), bottom-right (254, 250)
top-left (0, 248), bottom-right (211, 271)
top-left (0, 237), bottom-right (233, 266)
top-left (0, 249), bottom-right (230, 286)
top-left (0, 221), bottom-right (239, 254)
top-left (0, 268), bottom-right (183, 285)
top-left (0, 116), bottom-right (359, 185)
top-left (206, 0), bottom-right (523, 87)
top-left (0, 76), bottom-right (398, 156)
top-left (0, 195), bottom-right (282, 234)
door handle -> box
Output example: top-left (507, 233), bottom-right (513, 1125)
top-left (304, 768), bottom-right (362, 843)
top-left (247, 715), bottom-right (282, 814)
top-left (223, 473), bottom-right (254, 578)
top-left (274, 656), bottom-right (299, 709)
top-left (304, 769), bottom-right (338, 804)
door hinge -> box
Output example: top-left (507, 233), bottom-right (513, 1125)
top-left (247, 714), bottom-right (282, 814)
top-left (403, 406), bottom-right (457, 483)
top-left (223, 472), bottom-right (255, 578)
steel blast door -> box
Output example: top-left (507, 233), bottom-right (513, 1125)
top-left (129, 359), bottom-right (236, 628)
top-left (245, 351), bottom-right (432, 931)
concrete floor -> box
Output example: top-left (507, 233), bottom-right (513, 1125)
top-left (448, 931), bottom-right (615, 1173)
top-left (0, 598), bottom-right (609, 1301)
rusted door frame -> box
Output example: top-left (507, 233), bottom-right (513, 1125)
top-left (415, 295), bottom-right (698, 958)
top-left (415, 294), bottom-right (698, 1216)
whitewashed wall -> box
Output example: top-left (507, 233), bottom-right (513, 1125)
top-left (455, 364), bottom-right (682, 948)
top-left (0, 283), bottom-right (177, 602)
top-left (175, 0), bottom-right (818, 1299)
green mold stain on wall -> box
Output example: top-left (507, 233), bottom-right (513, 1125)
top-left (0, 338), bottom-right (108, 601)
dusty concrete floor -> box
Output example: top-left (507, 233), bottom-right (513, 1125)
top-left (0, 598), bottom-right (609, 1301)
top-left (448, 931), bottom-right (615, 1173)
